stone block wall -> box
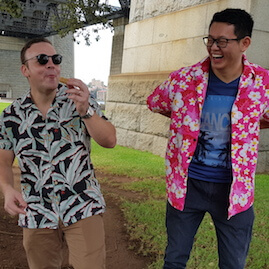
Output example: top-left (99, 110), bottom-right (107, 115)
top-left (0, 36), bottom-right (28, 98)
top-left (106, 72), bottom-right (171, 157)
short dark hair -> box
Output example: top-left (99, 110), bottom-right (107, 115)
top-left (210, 8), bottom-right (254, 38)
top-left (21, 37), bottom-right (52, 64)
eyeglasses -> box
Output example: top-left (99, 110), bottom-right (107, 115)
top-left (203, 37), bottom-right (241, 48)
top-left (23, 54), bottom-right (63, 65)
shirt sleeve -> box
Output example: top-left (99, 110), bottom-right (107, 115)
top-left (261, 80), bottom-right (269, 121)
top-left (147, 72), bottom-right (177, 114)
top-left (0, 113), bottom-right (13, 150)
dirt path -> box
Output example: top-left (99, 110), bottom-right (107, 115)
top-left (0, 167), bottom-right (152, 269)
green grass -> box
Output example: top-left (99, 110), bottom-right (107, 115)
top-left (91, 142), bottom-right (165, 179)
top-left (0, 102), bottom-right (11, 114)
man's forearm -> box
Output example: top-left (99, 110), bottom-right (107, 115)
top-left (82, 114), bottom-right (116, 148)
top-left (260, 119), bottom-right (269, 129)
top-left (0, 165), bottom-right (15, 194)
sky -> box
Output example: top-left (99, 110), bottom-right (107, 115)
top-left (74, 0), bottom-right (121, 86)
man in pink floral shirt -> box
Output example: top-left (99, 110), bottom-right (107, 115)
top-left (147, 8), bottom-right (269, 269)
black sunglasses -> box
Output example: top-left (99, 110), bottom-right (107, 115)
top-left (23, 54), bottom-right (63, 65)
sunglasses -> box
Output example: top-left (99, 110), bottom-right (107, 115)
top-left (23, 54), bottom-right (63, 65)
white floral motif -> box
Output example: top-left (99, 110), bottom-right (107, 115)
top-left (189, 98), bottom-right (196, 105)
top-left (189, 120), bottom-right (199, 131)
top-left (172, 92), bottom-right (184, 110)
top-left (152, 95), bottom-right (160, 103)
top-left (254, 75), bottom-right (263, 89)
top-left (175, 187), bottom-right (185, 199)
top-left (239, 194), bottom-right (249, 207)
top-left (239, 144), bottom-right (249, 157)
top-left (165, 158), bottom-right (172, 175)
top-left (183, 115), bottom-right (192, 125)
top-left (231, 105), bottom-right (243, 123)
top-left (232, 194), bottom-right (239, 204)
top-left (179, 81), bottom-right (188, 90)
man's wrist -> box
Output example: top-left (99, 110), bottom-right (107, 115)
top-left (81, 106), bottom-right (95, 119)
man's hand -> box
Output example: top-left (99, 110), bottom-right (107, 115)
top-left (3, 186), bottom-right (27, 216)
top-left (64, 78), bottom-right (90, 117)
top-left (0, 149), bottom-right (26, 216)
top-left (63, 77), bottom-right (116, 148)
top-left (260, 119), bottom-right (269, 129)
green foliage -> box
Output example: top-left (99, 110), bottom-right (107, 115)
top-left (0, 0), bottom-right (114, 45)
top-left (53, 0), bottom-right (114, 45)
top-left (0, 0), bottom-right (22, 17)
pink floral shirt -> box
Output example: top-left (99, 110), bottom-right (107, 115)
top-left (147, 55), bottom-right (269, 218)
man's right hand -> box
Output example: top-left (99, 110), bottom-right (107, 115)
top-left (3, 186), bottom-right (27, 216)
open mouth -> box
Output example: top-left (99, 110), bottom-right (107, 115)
top-left (212, 54), bottom-right (224, 59)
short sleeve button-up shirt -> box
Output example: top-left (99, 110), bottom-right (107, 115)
top-left (147, 55), bottom-right (269, 219)
top-left (0, 85), bottom-right (106, 228)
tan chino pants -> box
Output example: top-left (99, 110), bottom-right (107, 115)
top-left (23, 215), bottom-right (106, 269)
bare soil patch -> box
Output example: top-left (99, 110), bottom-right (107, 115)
top-left (0, 167), bottom-right (152, 269)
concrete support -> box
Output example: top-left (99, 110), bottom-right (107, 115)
top-left (110, 17), bottom-right (129, 75)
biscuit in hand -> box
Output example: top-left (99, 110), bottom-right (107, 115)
top-left (59, 77), bottom-right (69, 84)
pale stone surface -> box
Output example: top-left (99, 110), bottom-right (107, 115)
top-left (122, 3), bottom-right (224, 74)
top-left (140, 106), bottom-right (170, 136)
top-left (129, 0), bottom-right (216, 23)
top-left (124, 19), bottom-right (155, 48)
top-left (109, 103), bottom-right (142, 131)
top-left (0, 36), bottom-right (25, 51)
top-left (256, 151), bottom-right (269, 173)
top-left (247, 30), bottom-right (269, 70)
top-left (115, 127), bottom-right (168, 157)
top-left (107, 73), bottom-right (170, 104)
top-left (250, 0), bottom-right (269, 32)
top-left (50, 35), bottom-right (74, 79)
top-left (106, 101), bottom-right (170, 135)
top-left (258, 129), bottom-right (269, 151)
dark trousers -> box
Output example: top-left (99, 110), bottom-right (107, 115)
top-left (163, 178), bottom-right (254, 269)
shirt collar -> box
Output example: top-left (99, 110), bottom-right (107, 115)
top-left (20, 84), bottom-right (67, 111)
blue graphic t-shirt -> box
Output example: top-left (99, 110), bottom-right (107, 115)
top-left (188, 71), bottom-right (239, 183)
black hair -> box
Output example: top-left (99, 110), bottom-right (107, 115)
top-left (21, 37), bottom-right (52, 64)
top-left (210, 8), bottom-right (254, 38)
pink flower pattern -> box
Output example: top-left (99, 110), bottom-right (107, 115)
top-left (147, 55), bottom-right (269, 219)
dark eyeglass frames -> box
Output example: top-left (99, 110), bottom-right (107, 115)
top-left (203, 36), bottom-right (241, 48)
top-left (23, 54), bottom-right (63, 65)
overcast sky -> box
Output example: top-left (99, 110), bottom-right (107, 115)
top-left (74, 0), bottom-right (121, 85)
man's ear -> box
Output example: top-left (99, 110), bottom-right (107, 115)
top-left (20, 64), bottom-right (29, 78)
top-left (241, 36), bottom-right (251, 52)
